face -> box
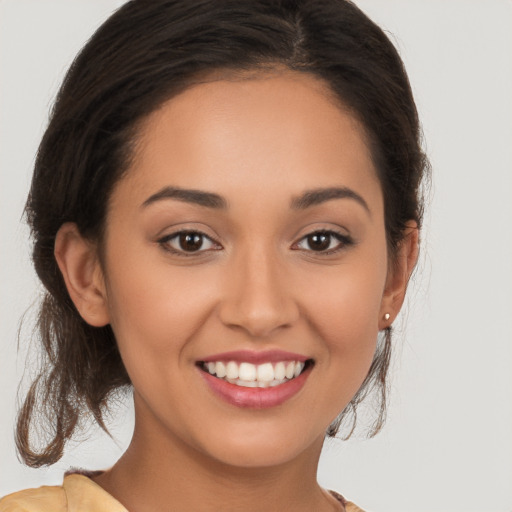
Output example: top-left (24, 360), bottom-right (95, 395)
top-left (96, 71), bottom-right (392, 468)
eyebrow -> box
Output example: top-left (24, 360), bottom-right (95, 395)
top-left (142, 186), bottom-right (227, 209)
top-left (290, 187), bottom-right (370, 214)
top-left (141, 185), bottom-right (370, 214)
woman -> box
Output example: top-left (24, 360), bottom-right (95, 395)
top-left (0, 1), bottom-right (428, 510)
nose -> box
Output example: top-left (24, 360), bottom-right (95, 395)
top-left (218, 245), bottom-right (299, 338)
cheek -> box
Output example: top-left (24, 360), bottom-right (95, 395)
top-left (297, 269), bottom-right (385, 424)
top-left (296, 250), bottom-right (388, 407)
top-left (301, 264), bottom-right (386, 348)
top-left (103, 247), bottom-right (220, 369)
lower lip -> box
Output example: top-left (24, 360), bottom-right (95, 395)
top-left (199, 366), bottom-right (312, 409)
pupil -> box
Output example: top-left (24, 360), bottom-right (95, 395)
top-left (180, 233), bottom-right (203, 251)
top-left (309, 232), bottom-right (330, 251)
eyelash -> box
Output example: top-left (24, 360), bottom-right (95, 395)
top-left (293, 230), bottom-right (354, 255)
top-left (157, 229), bottom-right (354, 257)
top-left (157, 231), bottom-right (221, 257)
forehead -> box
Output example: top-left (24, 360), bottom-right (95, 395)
top-left (111, 69), bottom-right (382, 214)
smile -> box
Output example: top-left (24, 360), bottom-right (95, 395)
top-left (197, 352), bottom-right (314, 409)
top-left (200, 360), bottom-right (309, 388)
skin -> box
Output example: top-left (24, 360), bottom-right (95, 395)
top-left (55, 70), bottom-right (418, 512)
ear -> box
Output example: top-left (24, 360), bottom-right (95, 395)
top-left (54, 222), bottom-right (110, 327)
top-left (379, 221), bottom-right (419, 330)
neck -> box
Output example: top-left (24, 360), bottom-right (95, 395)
top-left (94, 402), bottom-right (340, 512)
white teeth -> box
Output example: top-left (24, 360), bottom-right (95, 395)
top-left (274, 362), bottom-right (285, 380)
top-left (204, 359), bottom-right (309, 386)
top-left (215, 361), bottom-right (226, 378)
top-left (227, 378), bottom-right (259, 388)
top-left (226, 378), bottom-right (288, 388)
top-left (269, 379), bottom-right (287, 387)
top-left (226, 361), bottom-right (239, 379)
top-left (285, 361), bottom-right (295, 379)
top-left (294, 361), bottom-right (304, 378)
top-left (239, 362), bottom-right (256, 381)
top-left (256, 362), bottom-right (274, 382)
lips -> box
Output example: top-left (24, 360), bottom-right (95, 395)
top-left (197, 350), bottom-right (314, 408)
top-left (200, 350), bottom-right (309, 364)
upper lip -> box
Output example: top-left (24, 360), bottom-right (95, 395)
top-left (198, 350), bottom-right (310, 365)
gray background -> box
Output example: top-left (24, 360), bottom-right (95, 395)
top-left (1, 1), bottom-right (511, 511)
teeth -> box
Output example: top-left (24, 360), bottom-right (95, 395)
top-left (226, 378), bottom-right (259, 388)
top-left (274, 362), bottom-right (285, 380)
top-left (239, 362), bottom-right (256, 381)
top-left (203, 360), bottom-right (308, 386)
top-left (285, 361), bottom-right (295, 379)
top-left (226, 361), bottom-right (239, 379)
top-left (256, 362), bottom-right (274, 382)
top-left (215, 361), bottom-right (226, 378)
top-left (226, 377), bottom-right (289, 388)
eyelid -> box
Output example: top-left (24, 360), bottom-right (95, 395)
top-left (156, 225), bottom-right (354, 258)
top-left (291, 228), bottom-right (354, 255)
top-left (157, 229), bottom-right (222, 257)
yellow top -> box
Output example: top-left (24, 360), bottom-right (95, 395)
top-left (0, 475), bottom-right (127, 512)
top-left (0, 474), bottom-right (365, 512)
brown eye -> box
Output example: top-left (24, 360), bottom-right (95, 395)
top-left (295, 230), bottom-right (352, 254)
top-left (306, 232), bottom-right (331, 251)
top-left (159, 230), bottom-right (219, 255)
top-left (179, 232), bottom-right (204, 251)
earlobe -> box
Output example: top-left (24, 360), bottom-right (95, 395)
top-left (54, 222), bottom-right (110, 327)
top-left (379, 221), bottom-right (419, 329)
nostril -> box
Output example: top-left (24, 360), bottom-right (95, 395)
top-left (217, 296), bottom-right (300, 338)
top-left (216, 257), bottom-right (300, 335)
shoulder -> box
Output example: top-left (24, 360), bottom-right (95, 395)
top-left (61, 473), bottom-right (128, 511)
top-left (0, 474), bottom-right (127, 512)
top-left (345, 502), bottom-right (367, 512)
top-left (329, 490), bottom-right (367, 512)
top-left (0, 485), bottom-right (67, 512)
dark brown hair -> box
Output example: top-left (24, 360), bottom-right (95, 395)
top-left (17, 0), bottom-right (429, 467)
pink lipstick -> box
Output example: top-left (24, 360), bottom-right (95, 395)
top-left (197, 350), bottom-right (313, 409)
top-left (199, 349), bottom-right (309, 364)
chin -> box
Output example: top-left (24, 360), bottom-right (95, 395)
top-left (207, 442), bottom-right (304, 469)
top-left (192, 420), bottom-right (323, 469)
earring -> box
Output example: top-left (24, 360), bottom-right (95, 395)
top-left (384, 313), bottom-right (390, 321)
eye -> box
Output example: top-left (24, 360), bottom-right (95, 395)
top-left (294, 230), bottom-right (352, 254)
top-left (158, 230), bottom-right (220, 256)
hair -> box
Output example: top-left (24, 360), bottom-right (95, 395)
top-left (17, 0), bottom-right (429, 467)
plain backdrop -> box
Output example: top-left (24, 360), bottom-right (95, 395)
top-left (1, 1), bottom-right (511, 511)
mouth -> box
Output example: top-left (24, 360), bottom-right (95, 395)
top-left (196, 352), bottom-right (314, 409)
top-left (197, 359), bottom-right (314, 388)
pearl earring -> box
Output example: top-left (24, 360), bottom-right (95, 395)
top-left (384, 313), bottom-right (390, 321)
